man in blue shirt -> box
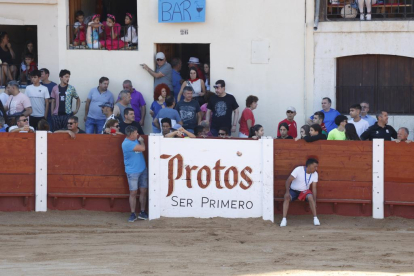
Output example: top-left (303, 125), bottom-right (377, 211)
top-left (153, 96), bottom-right (183, 129)
top-left (122, 125), bottom-right (148, 222)
top-left (360, 101), bottom-right (377, 127)
top-left (84, 77), bottom-right (114, 134)
top-left (171, 58), bottom-right (183, 102)
top-left (308, 97), bottom-right (340, 133)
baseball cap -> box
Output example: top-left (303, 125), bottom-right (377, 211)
top-left (286, 106), bottom-right (296, 112)
top-left (99, 102), bottom-right (113, 108)
top-left (188, 57), bottom-right (200, 64)
top-left (155, 52), bottom-right (165, 60)
top-left (7, 80), bottom-right (19, 88)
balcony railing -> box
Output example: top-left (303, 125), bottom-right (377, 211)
top-left (67, 25), bottom-right (138, 51)
top-left (322, 0), bottom-right (414, 21)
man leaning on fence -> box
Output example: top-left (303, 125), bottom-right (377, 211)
top-left (122, 125), bottom-right (148, 222)
top-left (8, 115), bottom-right (34, 133)
top-left (54, 116), bottom-right (85, 138)
top-left (360, 111), bottom-right (397, 141)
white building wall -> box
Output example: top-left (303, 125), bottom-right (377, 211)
top-left (307, 2), bottom-right (414, 140)
top-left (52, 0), bottom-right (307, 135)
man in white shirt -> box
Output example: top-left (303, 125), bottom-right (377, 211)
top-left (0, 85), bottom-right (9, 106)
top-left (280, 158), bottom-right (320, 227)
top-left (25, 70), bottom-right (49, 130)
top-left (8, 115), bottom-right (35, 133)
top-left (349, 104), bottom-right (369, 137)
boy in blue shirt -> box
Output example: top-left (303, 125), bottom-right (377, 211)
top-left (122, 125), bottom-right (148, 222)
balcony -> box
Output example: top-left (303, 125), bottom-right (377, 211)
top-left (319, 0), bottom-right (414, 21)
top-left (66, 25), bottom-right (138, 51)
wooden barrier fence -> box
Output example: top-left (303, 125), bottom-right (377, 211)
top-left (0, 133), bottom-right (35, 211)
top-left (0, 134), bottom-right (413, 218)
top-left (47, 134), bottom-right (149, 212)
top-left (274, 140), bottom-right (373, 217)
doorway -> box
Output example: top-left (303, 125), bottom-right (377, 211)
top-left (156, 43), bottom-right (210, 83)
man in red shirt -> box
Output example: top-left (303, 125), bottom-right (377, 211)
top-left (277, 106), bottom-right (297, 138)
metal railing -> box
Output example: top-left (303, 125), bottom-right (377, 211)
top-left (67, 24), bottom-right (138, 51)
top-left (324, 0), bottom-right (414, 20)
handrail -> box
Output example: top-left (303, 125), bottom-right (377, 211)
top-left (325, 0), bottom-right (414, 21)
top-left (66, 24), bottom-right (138, 51)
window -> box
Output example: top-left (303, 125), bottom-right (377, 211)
top-left (0, 25), bottom-right (38, 87)
top-left (68, 0), bottom-right (138, 50)
top-left (319, 0), bottom-right (414, 21)
top-left (336, 55), bottom-right (414, 114)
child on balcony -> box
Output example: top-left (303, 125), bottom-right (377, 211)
top-left (73, 10), bottom-right (86, 46)
top-left (120, 13), bottom-right (138, 46)
top-left (87, 14), bottom-right (103, 49)
top-left (100, 14), bottom-right (125, 51)
top-left (20, 53), bottom-right (37, 85)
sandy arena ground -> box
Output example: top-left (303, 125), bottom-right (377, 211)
top-left (0, 211), bottom-right (413, 276)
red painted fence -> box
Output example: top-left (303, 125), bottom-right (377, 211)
top-left (274, 140), bottom-right (373, 217)
top-left (47, 134), bottom-right (148, 212)
top-left (0, 134), bottom-right (413, 218)
top-left (0, 133), bottom-right (35, 211)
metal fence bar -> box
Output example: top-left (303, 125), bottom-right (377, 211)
top-left (66, 25), bottom-right (138, 51)
top-left (326, 0), bottom-right (414, 20)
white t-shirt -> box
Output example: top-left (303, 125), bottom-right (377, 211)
top-left (290, 166), bottom-right (318, 191)
top-left (186, 79), bottom-right (202, 97)
top-left (8, 125), bottom-right (35, 133)
top-left (25, 84), bottom-right (50, 117)
top-left (0, 92), bottom-right (9, 106)
top-left (349, 118), bottom-right (369, 137)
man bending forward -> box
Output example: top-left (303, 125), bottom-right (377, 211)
top-left (281, 158), bottom-right (320, 227)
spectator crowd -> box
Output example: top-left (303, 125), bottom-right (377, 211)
top-left (1, 51), bottom-right (412, 225)
top-left (0, 51), bottom-right (412, 145)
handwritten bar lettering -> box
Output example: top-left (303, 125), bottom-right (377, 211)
top-left (159, 0), bottom-right (206, 23)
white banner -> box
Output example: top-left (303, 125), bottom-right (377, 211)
top-left (149, 136), bottom-right (274, 221)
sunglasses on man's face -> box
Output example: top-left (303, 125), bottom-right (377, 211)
top-left (287, 111), bottom-right (294, 114)
top-left (156, 59), bottom-right (164, 61)
top-left (67, 122), bottom-right (75, 125)
top-left (19, 119), bottom-right (28, 122)
top-left (218, 132), bottom-right (226, 136)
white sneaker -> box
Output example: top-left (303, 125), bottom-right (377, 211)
top-left (280, 218), bottom-right (287, 227)
top-left (360, 14), bottom-right (365, 21)
top-left (314, 217), bottom-right (320, 226)
top-left (366, 14), bottom-right (371, 20)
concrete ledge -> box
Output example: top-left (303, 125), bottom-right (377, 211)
top-left (317, 21), bottom-right (413, 33)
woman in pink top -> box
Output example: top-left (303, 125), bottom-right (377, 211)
top-left (100, 14), bottom-right (125, 50)
top-left (239, 95), bottom-right (258, 138)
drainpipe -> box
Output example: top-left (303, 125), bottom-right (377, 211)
top-left (314, 0), bottom-right (320, 30)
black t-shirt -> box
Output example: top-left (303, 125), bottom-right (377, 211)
top-left (119, 120), bottom-right (144, 135)
top-left (0, 47), bottom-right (13, 65)
top-left (58, 85), bottom-right (68, 115)
top-left (304, 133), bottom-right (327, 142)
top-left (360, 123), bottom-right (397, 141)
top-left (277, 136), bottom-right (293, 139)
top-left (207, 94), bottom-right (239, 130)
top-left (175, 100), bottom-right (201, 130)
